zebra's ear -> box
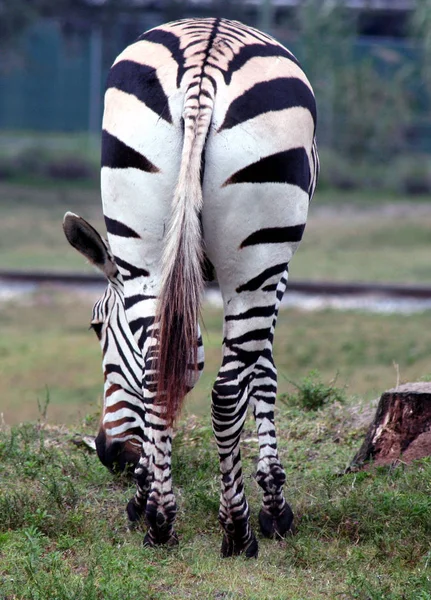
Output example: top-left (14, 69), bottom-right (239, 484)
top-left (63, 212), bottom-right (117, 279)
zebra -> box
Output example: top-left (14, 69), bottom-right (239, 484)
top-left (63, 17), bottom-right (318, 558)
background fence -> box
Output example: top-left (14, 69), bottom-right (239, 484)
top-left (1, 1), bottom-right (430, 191)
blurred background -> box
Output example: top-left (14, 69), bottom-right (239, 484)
top-left (1, 0), bottom-right (431, 426)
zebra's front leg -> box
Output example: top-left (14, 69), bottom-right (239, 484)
top-left (143, 424), bottom-right (178, 546)
top-left (127, 423), bottom-right (178, 546)
top-left (212, 375), bottom-right (258, 558)
top-left (139, 331), bottom-right (204, 546)
top-left (250, 357), bottom-right (293, 539)
top-left (127, 444), bottom-right (152, 522)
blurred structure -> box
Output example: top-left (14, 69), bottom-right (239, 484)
top-left (0, 0), bottom-right (430, 189)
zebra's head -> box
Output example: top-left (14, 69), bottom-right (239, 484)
top-left (63, 213), bottom-right (143, 473)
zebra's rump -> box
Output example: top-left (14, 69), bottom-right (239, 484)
top-left (102, 17), bottom-right (317, 184)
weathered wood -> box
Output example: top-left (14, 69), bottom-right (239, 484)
top-left (348, 382), bottom-right (431, 470)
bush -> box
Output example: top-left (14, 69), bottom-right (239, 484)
top-left (280, 370), bottom-right (346, 411)
top-left (46, 157), bottom-right (97, 180)
top-left (317, 148), bottom-right (360, 191)
top-left (316, 148), bottom-right (431, 195)
top-left (0, 154), bottom-right (18, 180)
top-left (388, 154), bottom-right (431, 195)
top-left (0, 146), bottom-right (98, 182)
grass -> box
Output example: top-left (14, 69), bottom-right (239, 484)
top-left (279, 370), bottom-right (346, 410)
top-left (2, 290), bottom-right (431, 426)
top-left (0, 179), bottom-right (431, 596)
top-left (1, 181), bottom-right (431, 283)
top-left (0, 409), bottom-right (430, 598)
top-left (293, 205), bottom-right (431, 283)
top-left (0, 183), bottom-right (103, 271)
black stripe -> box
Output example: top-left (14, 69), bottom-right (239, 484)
top-left (105, 216), bottom-right (140, 239)
top-left (108, 326), bottom-right (142, 387)
top-left (107, 60), bottom-right (172, 124)
top-left (223, 147), bottom-right (310, 192)
top-left (102, 130), bottom-right (159, 173)
top-left (114, 255), bottom-right (149, 280)
top-left (114, 314), bottom-right (141, 363)
top-left (105, 416), bottom-right (136, 426)
top-left (105, 397), bottom-right (146, 423)
top-left (240, 225), bottom-right (305, 248)
top-left (124, 294), bottom-right (157, 310)
top-left (236, 262), bottom-right (287, 293)
top-left (181, 24), bottom-right (214, 32)
top-left (225, 305), bottom-right (276, 321)
top-left (137, 29), bottom-right (186, 88)
top-left (219, 22), bottom-right (248, 39)
top-left (225, 327), bottom-right (272, 347)
top-left (218, 30), bottom-right (245, 45)
top-left (233, 22), bottom-right (273, 44)
top-left (184, 38), bottom-right (206, 51)
top-left (223, 43), bottom-right (300, 85)
top-left (105, 338), bottom-right (142, 389)
top-left (218, 77), bottom-right (316, 132)
top-left (128, 316), bottom-right (155, 336)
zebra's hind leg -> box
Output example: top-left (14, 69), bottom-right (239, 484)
top-left (213, 394), bottom-right (258, 558)
top-left (250, 365), bottom-right (294, 539)
top-left (250, 273), bottom-right (294, 539)
top-left (212, 310), bottom-right (273, 558)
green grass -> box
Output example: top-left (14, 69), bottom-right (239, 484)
top-left (293, 205), bottom-right (431, 282)
top-left (0, 183), bottom-right (103, 271)
top-left (0, 411), bottom-right (430, 599)
top-left (1, 181), bottom-right (431, 283)
top-left (1, 179), bottom-right (431, 597)
top-left (2, 291), bottom-right (431, 425)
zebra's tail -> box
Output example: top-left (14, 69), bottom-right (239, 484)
top-left (156, 93), bottom-right (214, 425)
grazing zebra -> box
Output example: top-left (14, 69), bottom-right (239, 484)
top-left (63, 17), bottom-right (318, 557)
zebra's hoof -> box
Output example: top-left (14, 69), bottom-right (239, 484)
top-left (126, 498), bottom-right (146, 522)
top-left (143, 529), bottom-right (179, 547)
top-left (220, 533), bottom-right (258, 559)
top-left (258, 503), bottom-right (294, 539)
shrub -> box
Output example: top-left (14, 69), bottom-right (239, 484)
top-left (280, 370), bottom-right (346, 411)
top-left (46, 157), bottom-right (97, 180)
top-left (0, 146), bottom-right (97, 182)
top-left (388, 154), bottom-right (431, 195)
top-left (14, 146), bottom-right (53, 177)
top-left (317, 148), bottom-right (361, 191)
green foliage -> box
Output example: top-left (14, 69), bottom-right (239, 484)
top-left (410, 0), bottom-right (431, 97)
top-left (0, 146), bottom-right (98, 184)
top-left (280, 370), bottom-right (346, 411)
top-left (296, 0), bottom-right (414, 162)
top-left (0, 0), bottom-right (39, 51)
top-left (389, 153), bottom-right (431, 195)
top-left (335, 59), bottom-right (413, 162)
top-left (318, 148), bottom-right (431, 194)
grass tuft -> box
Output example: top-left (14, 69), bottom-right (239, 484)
top-left (280, 370), bottom-right (346, 410)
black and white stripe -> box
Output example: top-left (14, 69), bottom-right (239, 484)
top-left (64, 17), bottom-right (318, 556)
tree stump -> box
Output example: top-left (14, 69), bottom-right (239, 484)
top-left (348, 382), bottom-right (431, 471)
